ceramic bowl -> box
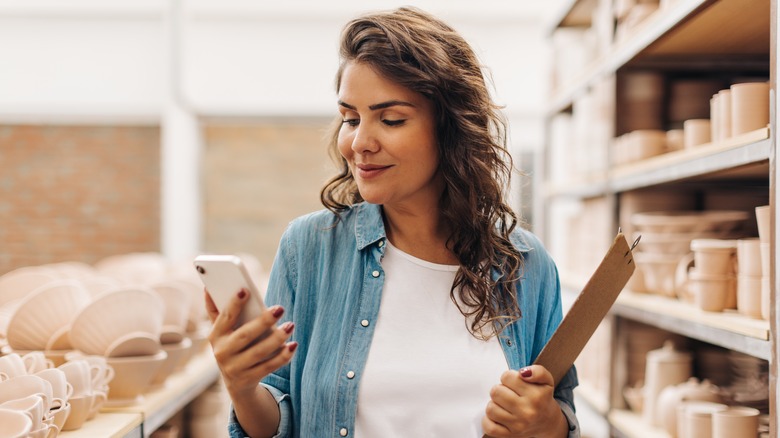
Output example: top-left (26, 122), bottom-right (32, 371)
top-left (6, 280), bottom-right (91, 351)
top-left (631, 210), bottom-right (749, 234)
top-left (149, 337), bottom-right (193, 389)
top-left (149, 281), bottom-right (192, 341)
top-left (105, 350), bottom-right (168, 405)
top-left (0, 267), bottom-right (58, 307)
top-left (633, 252), bottom-right (687, 297)
top-left (93, 252), bottom-right (169, 285)
top-left (69, 287), bottom-right (164, 357)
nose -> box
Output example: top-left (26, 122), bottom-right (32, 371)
top-left (351, 123), bottom-right (379, 154)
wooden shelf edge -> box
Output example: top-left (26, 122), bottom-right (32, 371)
top-left (609, 409), bottom-right (670, 438)
top-left (611, 127), bottom-right (770, 179)
top-left (58, 412), bottom-right (143, 438)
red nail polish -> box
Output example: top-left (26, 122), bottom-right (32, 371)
top-left (237, 290), bottom-right (247, 299)
top-left (282, 322), bottom-right (295, 334)
top-left (520, 368), bottom-right (532, 378)
top-left (288, 342), bottom-right (299, 353)
top-left (272, 306), bottom-right (284, 318)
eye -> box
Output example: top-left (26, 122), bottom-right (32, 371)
top-left (342, 119), bottom-right (360, 127)
top-left (383, 119), bottom-right (406, 127)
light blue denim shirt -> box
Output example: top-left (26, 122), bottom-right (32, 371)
top-left (228, 202), bottom-right (579, 437)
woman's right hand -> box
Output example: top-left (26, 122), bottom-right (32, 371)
top-left (205, 289), bottom-right (297, 400)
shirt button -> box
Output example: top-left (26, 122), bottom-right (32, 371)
top-left (340, 428), bottom-right (348, 436)
top-left (378, 240), bottom-right (384, 247)
top-left (346, 370), bottom-right (355, 379)
top-left (361, 319), bottom-right (369, 327)
top-left (372, 270), bottom-right (380, 278)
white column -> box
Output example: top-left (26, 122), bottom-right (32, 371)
top-left (161, 0), bottom-right (202, 261)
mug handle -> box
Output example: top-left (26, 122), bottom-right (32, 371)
top-left (44, 422), bottom-right (60, 438)
top-left (0, 371), bottom-right (8, 381)
top-left (65, 382), bottom-right (74, 400)
top-left (674, 252), bottom-right (695, 300)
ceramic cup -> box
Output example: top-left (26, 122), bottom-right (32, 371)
top-left (738, 274), bottom-right (763, 319)
top-left (731, 82), bottom-right (770, 135)
top-left (681, 401), bottom-right (728, 438)
top-left (755, 205), bottom-right (770, 244)
top-left (0, 408), bottom-right (33, 438)
top-left (691, 239), bottom-right (737, 275)
top-left (760, 243), bottom-right (770, 276)
top-left (57, 360), bottom-right (95, 398)
top-left (0, 395), bottom-right (46, 429)
top-left (61, 394), bottom-right (93, 431)
top-left (64, 352), bottom-right (114, 390)
top-left (666, 129), bottom-right (684, 151)
top-left (717, 89), bottom-right (732, 140)
top-left (0, 353), bottom-right (28, 379)
top-left (34, 368), bottom-right (73, 402)
top-left (683, 119), bottom-right (711, 148)
top-left (738, 238), bottom-right (763, 276)
top-left (710, 93), bottom-right (720, 143)
top-left (0, 375), bottom-right (57, 410)
top-left (689, 271), bottom-right (735, 312)
top-left (761, 276), bottom-right (770, 321)
top-left (713, 406), bottom-right (760, 438)
top-left (22, 351), bottom-right (54, 374)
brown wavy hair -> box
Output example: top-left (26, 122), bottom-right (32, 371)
top-left (320, 6), bottom-right (522, 339)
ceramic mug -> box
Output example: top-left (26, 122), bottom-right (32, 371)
top-left (717, 89), bottom-right (732, 141)
top-left (755, 205), bottom-right (770, 244)
top-left (0, 408), bottom-right (33, 438)
top-left (731, 82), bottom-right (770, 135)
top-left (34, 368), bottom-right (73, 402)
top-left (22, 351), bottom-right (54, 374)
top-left (737, 274), bottom-right (763, 319)
top-left (737, 238), bottom-right (763, 276)
top-left (0, 353), bottom-right (28, 379)
top-left (0, 395), bottom-right (46, 429)
top-left (712, 406), bottom-right (760, 438)
top-left (57, 360), bottom-right (93, 398)
top-left (683, 119), bottom-right (711, 148)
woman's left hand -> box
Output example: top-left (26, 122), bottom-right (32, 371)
top-left (482, 365), bottom-right (568, 438)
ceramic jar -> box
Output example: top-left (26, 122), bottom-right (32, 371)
top-left (643, 341), bottom-right (693, 427)
top-left (657, 378), bottom-right (722, 436)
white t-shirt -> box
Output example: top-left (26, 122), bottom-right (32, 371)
top-left (355, 241), bottom-right (509, 437)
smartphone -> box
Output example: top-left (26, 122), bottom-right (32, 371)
top-left (193, 254), bottom-right (266, 328)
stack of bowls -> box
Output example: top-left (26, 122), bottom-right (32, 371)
top-left (630, 210), bottom-right (748, 298)
top-left (68, 287), bottom-right (167, 406)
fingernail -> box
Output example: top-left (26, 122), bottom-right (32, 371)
top-left (237, 289), bottom-right (247, 299)
top-left (520, 367), bottom-right (532, 378)
top-left (281, 321), bottom-right (295, 334)
top-left (272, 306), bottom-right (284, 318)
top-left (288, 342), bottom-right (299, 353)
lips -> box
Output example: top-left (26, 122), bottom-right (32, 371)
top-left (355, 163), bottom-right (391, 179)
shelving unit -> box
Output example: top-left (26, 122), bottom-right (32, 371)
top-left (541, 0), bottom-right (775, 436)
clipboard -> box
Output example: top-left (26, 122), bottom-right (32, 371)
top-left (534, 231), bottom-right (639, 384)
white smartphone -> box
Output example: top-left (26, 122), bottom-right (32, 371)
top-left (193, 254), bottom-right (266, 328)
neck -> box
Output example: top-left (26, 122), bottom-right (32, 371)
top-left (382, 204), bottom-right (458, 265)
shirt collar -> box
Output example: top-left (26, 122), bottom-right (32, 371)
top-left (352, 201), bottom-right (532, 253)
top-left (354, 202), bottom-right (387, 250)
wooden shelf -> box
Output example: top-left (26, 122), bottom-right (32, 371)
top-left (59, 412), bottom-right (143, 438)
top-left (613, 290), bottom-right (770, 359)
top-left (548, 0), bottom-right (769, 114)
top-left (545, 0), bottom-right (599, 35)
top-left (609, 409), bottom-right (669, 438)
top-left (610, 127), bottom-right (770, 192)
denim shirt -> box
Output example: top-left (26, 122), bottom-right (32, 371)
top-left (228, 202), bottom-right (579, 438)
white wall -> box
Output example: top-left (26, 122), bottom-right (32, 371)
top-left (0, 0), bottom-right (555, 255)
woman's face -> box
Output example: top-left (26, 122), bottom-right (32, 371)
top-left (337, 62), bottom-right (442, 210)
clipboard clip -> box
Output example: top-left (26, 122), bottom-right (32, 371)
top-left (618, 227), bottom-right (641, 257)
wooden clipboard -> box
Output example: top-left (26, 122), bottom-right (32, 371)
top-left (534, 231), bottom-right (638, 384)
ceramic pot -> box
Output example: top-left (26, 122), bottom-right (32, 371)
top-left (731, 82), bottom-right (770, 135)
top-left (643, 341), bottom-right (693, 427)
top-left (657, 378), bottom-right (722, 436)
top-left (683, 119), bottom-right (711, 148)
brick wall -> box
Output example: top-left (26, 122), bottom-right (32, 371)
top-left (202, 119), bottom-right (336, 270)
top-left (0, 125), bottom-right (161, 274)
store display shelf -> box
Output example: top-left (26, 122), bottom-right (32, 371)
top-left (548, 0), bottom-right (768, 115)
top-left (574, 379), bottom-right (610, 415)
top-left (613, 290), bottom-right (770, 360)
top-left (609, 127), bottom-right (770, 192)
top-left (59, 412), bottom-right (143, 438)
top-left (609, 409), bottom-right (669, 438)
top-left (96, 350), bottom-right (220, 437)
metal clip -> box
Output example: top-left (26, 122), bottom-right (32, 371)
top-left (625, 234), bottom-right (641, 258)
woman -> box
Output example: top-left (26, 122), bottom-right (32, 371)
top-left (206, 7), bottom-right (579, 438)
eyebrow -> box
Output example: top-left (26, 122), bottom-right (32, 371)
top-left (338, 100), bottom-right (416, 111)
